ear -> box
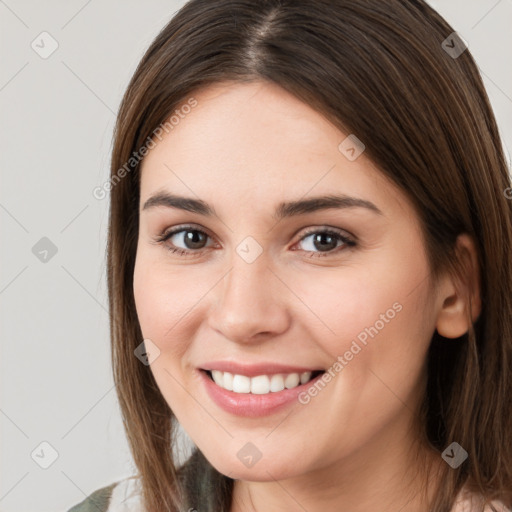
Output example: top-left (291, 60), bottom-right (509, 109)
top-left (435, 233), bottom-right (481, 339)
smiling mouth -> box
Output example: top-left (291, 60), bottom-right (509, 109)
top-left (203, 369), bottom-right (325, 394)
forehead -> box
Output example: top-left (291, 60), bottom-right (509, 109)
top-left (139, 80), bottom-right (412, 220)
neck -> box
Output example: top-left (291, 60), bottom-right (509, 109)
top-left (230, 413), bottom-right (443, 512)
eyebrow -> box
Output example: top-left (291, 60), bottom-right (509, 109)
top-left (142, 192), bottom-right (383, 219)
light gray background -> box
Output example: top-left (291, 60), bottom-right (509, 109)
top-left (1, 1), bottom-right (511, 511)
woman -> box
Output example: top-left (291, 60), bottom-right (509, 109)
top-left (68, 0), bottom-right (512, 511)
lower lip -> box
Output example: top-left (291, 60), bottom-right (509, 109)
top-left (198, 369), bottom-right (325, 417)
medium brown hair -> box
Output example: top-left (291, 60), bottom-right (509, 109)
top-left (106, 1), bottom-right (512, 510)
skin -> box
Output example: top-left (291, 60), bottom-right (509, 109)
top-left (133, 80), bottom-right (480, 512)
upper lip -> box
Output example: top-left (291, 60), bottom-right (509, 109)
top-left (199, 361), bottom-right (325, 377)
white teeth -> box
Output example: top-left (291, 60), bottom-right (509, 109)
top-left (251, 375), bottom-right (270, 394)
top-left (211, 370), bottom-right (223, 386)
top-left (284, 373), bottom-right (300, 389)
top-left (223, 372), bottom-right (233, 391)
top-left (269, 374), bottom-right (285, 392)
top-left (232, 374), bottom-right (251, 393)
top-left (208, 370), bottom-right (318, 394)
top-left (300, 371), bottom-right (312, 384)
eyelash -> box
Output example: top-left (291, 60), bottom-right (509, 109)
top-left (153, 224), bottom-right (356, 259)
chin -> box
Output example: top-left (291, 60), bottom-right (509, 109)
top-left (205, 451), bottom-right (305, 482)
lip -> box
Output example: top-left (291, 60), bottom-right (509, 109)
top-left (198, 361), bottom-right (324, 377)
top-left (197, 368), bottom-right (325, 418)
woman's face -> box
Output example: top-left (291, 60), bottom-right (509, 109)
top-left (133, 80), bottom-right (443, 483)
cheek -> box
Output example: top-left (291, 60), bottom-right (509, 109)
top-left (287, 247), bottom-right (434, 382)
top-left (132, 252), bottom-right (215, 363)
top-left (285, 268), bottom-right (433, 458)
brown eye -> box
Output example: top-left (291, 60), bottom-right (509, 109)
top-left (156, 226), bottom-right (214, 256)
top-left (295, 228), bottom-right (356, 258)
top-left (178, 229), bottom-right (209, 250)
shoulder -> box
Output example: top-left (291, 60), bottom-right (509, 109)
top-left (66, 482), bottom-right (116, 512)
top-left (452, 486), bottom-right (510, 512)
top-left (66, 476), bottom-right (143, 512)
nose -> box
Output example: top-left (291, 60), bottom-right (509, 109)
top-left (207, 250), bottom-right (291, 344)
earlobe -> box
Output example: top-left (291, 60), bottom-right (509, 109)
top-left (435, 233), bottom-right (481, 339)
